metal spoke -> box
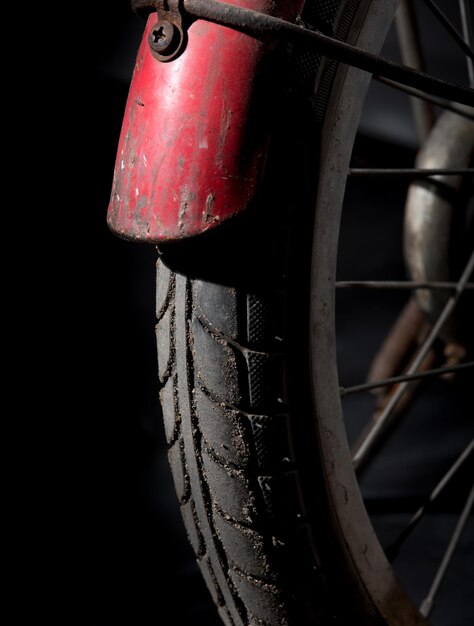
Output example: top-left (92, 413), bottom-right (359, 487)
top-left (459, 0), bottom-right (474, 86)
top-left (419, 482), bottom-right (474, 618)
top-left (336, 280), bottom-right (474, 290)
top-left (421, 0), bottom-right (474, 61)
top-left (385, 439), bottom-right (474, 562)
top-left (374, 75), bottom-right (474, 120)
top-left (353, 249), bottom-right (474, 472)
top-left (348, 168), bottom-right (474, 179)
top-left (184, 0), bottom-right (474, 106)
top-left (396, 0), bottom-right (435, 141)
top-left (340, 361), bottom-right (474, 397)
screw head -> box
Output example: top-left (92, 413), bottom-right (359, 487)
top-left (148, 21), bottom-right (178, 55)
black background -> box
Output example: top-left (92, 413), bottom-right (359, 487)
top-left (73, 3), bottom-right (220, 624)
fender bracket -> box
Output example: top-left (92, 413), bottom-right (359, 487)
top-left (138, 0), bottom-right (189, 62)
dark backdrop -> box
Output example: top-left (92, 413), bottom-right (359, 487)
top-left (70, 3), bottom-right (217, 624)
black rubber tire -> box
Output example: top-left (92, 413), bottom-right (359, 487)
top-left (154, 170), bottom-right (353, 617)
top-left (155, 1), bottom-right (412, 625)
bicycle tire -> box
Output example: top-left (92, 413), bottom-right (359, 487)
top-left (155, 1), bottom-right (444, 624)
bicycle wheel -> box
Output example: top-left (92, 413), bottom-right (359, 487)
top-left (154, 1), bottom-right (473, 624)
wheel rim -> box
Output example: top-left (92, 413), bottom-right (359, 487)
top-left (309, 1), bottom-right (472, 624)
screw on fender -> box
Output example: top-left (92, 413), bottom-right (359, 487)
top-left (138, 0), bottom-right (187, 62)
top-left (149, 21), bottom-right (179, 55)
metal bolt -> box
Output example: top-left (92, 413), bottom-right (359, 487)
top-left (149, 21), bottom-right (178, 55)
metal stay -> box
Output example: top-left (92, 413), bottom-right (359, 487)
top-left (132, 0), bottom-right (474, 105)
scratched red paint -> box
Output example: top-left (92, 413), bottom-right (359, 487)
top-left (107, 0), bottom-right (303, 241)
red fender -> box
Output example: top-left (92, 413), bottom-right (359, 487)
top-left (107, 0), bottom-right (302, 242)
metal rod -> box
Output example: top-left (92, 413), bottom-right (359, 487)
top-left (421, 0), bottom-right (474, 61)
top-left (340, 361), bottom-right (474, 397)
top-left (336, 280), bottom-right (474, 290)
top-left (459, 0), bottom-right (474, 87)
top-left (386, 439), bottom-right (474, 561)
top-left (348, 168), bottom-right (474, 178)
top-left (396, 0), bottom-right (435, 141)
top-left (374, 75), bottom-right (474, 120)
top-left (183, 0), bottom-right (474, 106)
top-left (353, 249), bottom-right (474, 472)
top-left (419, 482), bottom-right (474, 618)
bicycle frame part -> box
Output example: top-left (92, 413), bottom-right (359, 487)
top-left (404, 109), bottom-right (474, 343)
top-left (107, 0), bottom-right (303, 242)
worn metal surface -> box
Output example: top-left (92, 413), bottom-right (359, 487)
top-left (109, 0), bottom-right (473, 242)
top-left (108, 0), bottom-right (302, 241)
top-left (183, 0), bottom-right (474, 105)
top-left (132, 0), bottom-right (474, 105)
top-left (147, 0), bottom-right (188, 62)
top-left (404, 109), bottom-right (474, 343)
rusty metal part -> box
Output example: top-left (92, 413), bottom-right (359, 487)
top-left (149, 21), bottom-right (180, 56)
top-left (367, 298), bottom-right (425, 393)
top-left (444, 342), bottom-right (467, 363)
top-left (404, 109), bottom-right (474, 344)
top-left (146, 0), bottom-right (187, 62)
top-left (372, 348), bottom-right (436, 417)
top-left (352, 347), bottom-right (437, 468)
top-left (364, 305), bottom-right (436, 425)
top-left (353, 250), bottom-right (474, 473)
top-left (442, 342), bottom-right (468, 381)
